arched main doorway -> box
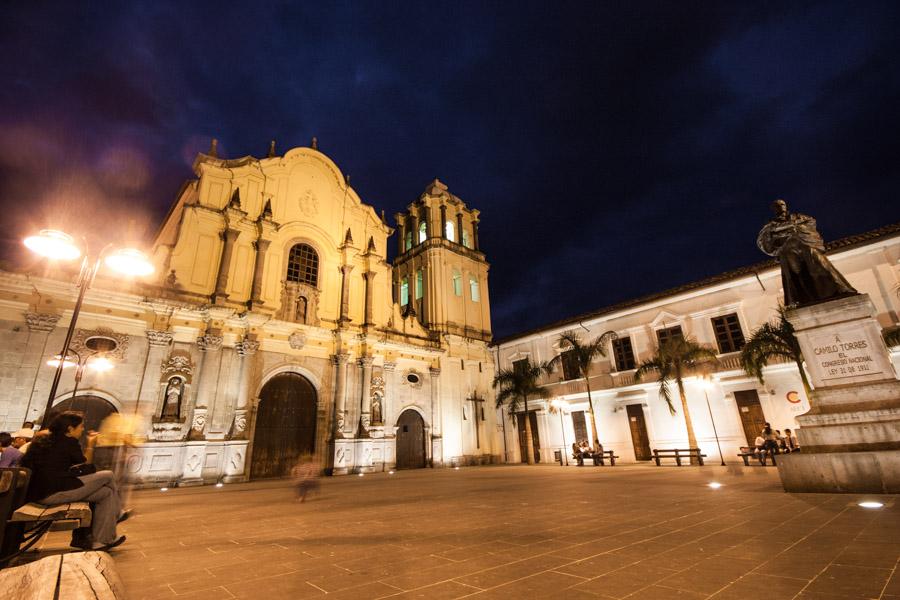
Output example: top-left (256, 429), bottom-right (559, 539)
top-left (250, 372), bottom-right (317, 479)
top-left (46, 395), bottom-right (118, 434)
top-left (395, 409), bottom-right (426, 470)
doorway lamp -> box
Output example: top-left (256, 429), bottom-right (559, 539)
top-left (46, 348), bottom-right (115, 401)
top-left (24, 229), bottom-right (153, 428)
top-left (700, 375), bottom-right (726, 466)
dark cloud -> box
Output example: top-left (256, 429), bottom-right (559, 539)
top-left (1, 1), bottom-right (898, 336)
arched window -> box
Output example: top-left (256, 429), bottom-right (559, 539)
top-left (461, 229), bottom-right (470, 248)
top-left (415, 269), bottom-right (424, 299)
top-left (286, 244), bottom-right (319, 285)
top-left (400, 277), bottom-right (409, 306)
top-left (445, 220), bottom-right (455, 242)
top-left (452, 270), bottom-right (462, 296)
top-left (418, 221), bottom-right (427, 243)
top-left (469, 276), bottom-right (480, 302)
top-left (404, 230), bottom-right (413, 251)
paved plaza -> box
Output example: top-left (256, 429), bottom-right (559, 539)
top-left (35, 464), bottom-right (900, 599)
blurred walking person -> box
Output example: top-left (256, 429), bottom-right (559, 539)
top-left (291, 454), bottom-right (320, 502)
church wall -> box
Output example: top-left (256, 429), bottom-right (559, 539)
top-left (495, 233), bottom-right (900, 465)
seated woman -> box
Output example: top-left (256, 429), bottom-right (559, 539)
top-left (571, 442), bottom-right (583, 466)
top-left (21, 411), bottom-right (127, 551)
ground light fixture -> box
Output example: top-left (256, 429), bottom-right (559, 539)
top-left (708, 482), bottom-right (723, 489)
top-left (858, 501), bottom-right (883, 509)
top-left (215, 483), bottom-right (224, 488)
top-left (23, 228), bottom-right (154, 428)
top-left (160, 487), bottom-right (169, 492)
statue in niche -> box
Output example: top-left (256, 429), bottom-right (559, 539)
top-left (161, 377), bottom-right (183, 420)
top-left (295, 296), bottom-right (308, 324)
top-left (757, 199), bottom-right (858, 307)
top-left (371, 392), bottom-right (383, 425)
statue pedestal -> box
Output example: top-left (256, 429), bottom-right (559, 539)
top-left (777, 294), bottom-right (900, 493)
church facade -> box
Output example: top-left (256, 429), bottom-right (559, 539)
top-left (0, 142), bottom-right (501, 484)
top-left (493, 224), bottom-right (900, 466)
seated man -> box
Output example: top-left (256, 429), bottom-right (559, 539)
top-left (572, 442), bottom-right (584, 466)
top-left (0, 431), bottom-right (24, 467)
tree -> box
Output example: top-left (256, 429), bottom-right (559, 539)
top-left (740, 306), bottom-right (812, 397)
top-left (493, 358), bottom-right (552, 464)
top-left (634, 336), bottom-right (718, 461)
top-left (547, 330), bottom-right (617, 452)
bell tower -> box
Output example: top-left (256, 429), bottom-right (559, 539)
top-left (392, 179), bottom-right (491, 341)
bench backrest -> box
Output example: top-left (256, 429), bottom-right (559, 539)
top-left (0, 467), bottom-right (31, 557)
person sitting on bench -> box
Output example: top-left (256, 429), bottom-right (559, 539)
top-left (21, 411), bottom-right (127, 551)
top-left (572, 442), bottom-right (584, 466)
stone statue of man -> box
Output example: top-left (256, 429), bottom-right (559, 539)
top-left (757, 199), bottom-right (857, 307)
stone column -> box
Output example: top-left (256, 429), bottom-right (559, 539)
top-left (397, 221), bottom-right (406, 254)
top-left (358, 356), bottom-right (374, 438)
top-left (212, 229), bottom-right (240, 304)
top-left (363, 271), bottom-right (376, 326)
top-left (191, 331), bottom-right (223, 439)
top-left (429, 367), bottom-right (442, 436)
top-left (332, 353), bottom-right (350, 437)
top-left (430, 367), bottom-right (442, 466)
top-left (456, 213), bottom-right (463, 244)
top-left (233, 337), bottom-right (259, 439)
top-left (382, 362), bottom-right (397, 430)
top-left (141, 331), bottom-right (173, 417)
top-left (440, 205), bottom-right (447, 239)
top-left (249, 238), bottom-right (271, 307)
top-left (21, 313), bottom-right (61, 424)
top-left (472, 219), bottom-right (480, 251)
top-left (339, 264), bottom-right (354, 324)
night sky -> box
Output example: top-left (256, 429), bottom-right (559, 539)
top-left (2, 2), bottom-right (899, 339)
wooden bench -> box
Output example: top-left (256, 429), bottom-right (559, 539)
top-left (573, 450), bottom-right (620, 466)
top-left (0, 551), bottom-right (125, 599)
top-left (1, 467), bottom-right (93, 565)
top-left (652, 448), bottom-right (706, 466)
top-left (737, 449), bottom-right (777, 466)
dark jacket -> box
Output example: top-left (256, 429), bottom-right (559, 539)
top-left (21, 435), bottom-right (86, 502)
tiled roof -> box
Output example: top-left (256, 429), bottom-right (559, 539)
top-left (493, 221), bottom-right (900, 346)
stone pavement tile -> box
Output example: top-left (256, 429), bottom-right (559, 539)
top-left (382, 553), bottom-right (510, 590)
top-left (312, 581), bottom-right (402, 600)
top-left (553, 553), bottom-right (634, 578)
top-left (385, 580), bottom-right (482, 599)
top-left (124, 583), bottom-right (177, 600)
top-left (885, 569), bottom-right (900, 595)
top-left (803, 564), bottom-right (892, 599)
top-left (473, 570), bottom-right (584, 598)
top-left (753, 552), bottom-right (833, 580)
top-left (657, 556), bottom-right (761, 595)
top-left (453, 554), bottom-right (571, 589)
top-left (169, 559), bottom-right (299, 595)
top-left (623, 584), bottom-right (707, 599)
top-left (567, 563), bottom-right (679, 598)
top-left (833, 541), bottom-right (900, 569)
top-left (645, 547), bottom-right (714, 570)
top-left (607, 538), bottom-right (679, 560)
top-left (717, 540), bottom-right (792, 562)
top-left (707, 573), bottom-right (809, 599)
top-left (223, 574), bottom-right (325, 599)
top-left (171, 588), bottom-right (237, 599)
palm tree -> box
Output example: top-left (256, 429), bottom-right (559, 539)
top-left (547, 330), bottom-right (617, 453)
top-left (740, 306), bottom-right (812, 397)
top-left (493, 358), bottom-right (552, 464)
top-left (634, 336), bottom-right (718, 460)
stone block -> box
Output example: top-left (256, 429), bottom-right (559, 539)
top-left (778, 450), bottom-right (900, 493)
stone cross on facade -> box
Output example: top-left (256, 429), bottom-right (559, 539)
top-left (466, 391), bottom-right (486, 449)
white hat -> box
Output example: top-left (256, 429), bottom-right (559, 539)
top-left (12, 428), bottom-right (34, 439)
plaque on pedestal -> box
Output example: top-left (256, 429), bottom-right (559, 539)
top-left (777, 294), bottom-right (900, 493)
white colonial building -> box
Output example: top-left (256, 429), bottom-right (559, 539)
top-left (0, 141), bottom-right (501, 484)
top-left (493, 224), bottom-right (900, 465)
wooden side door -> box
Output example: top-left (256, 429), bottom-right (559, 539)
top-left (626, 404), bottom-right (652, 460)
top-left (395, 409), bottom-right (426, 469)
top-left (250, 373), bottom-right (317, 479)
top-left (734, 390), bottom-right (766, 446)
top-left (571, 410), bottom-right (588, 445)
top-left (516, 411), bottom-right (541, 463)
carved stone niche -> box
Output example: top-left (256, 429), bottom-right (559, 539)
top-left (150, 351), bottom-right (193, 441)
top-left (278, 281), bottom-right (320, 326)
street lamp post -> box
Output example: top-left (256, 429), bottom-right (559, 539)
top-left (550, 398), bottom-right (568, 466)
top-left (24, 230), bottom-right (153, 428)
top-left (701, 377), bottom-right (726, 466)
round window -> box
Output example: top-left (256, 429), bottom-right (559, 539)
top-left (85, 336), bottom-right (118, 353)
top-left (406, 373), bottom-right (420, 384)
